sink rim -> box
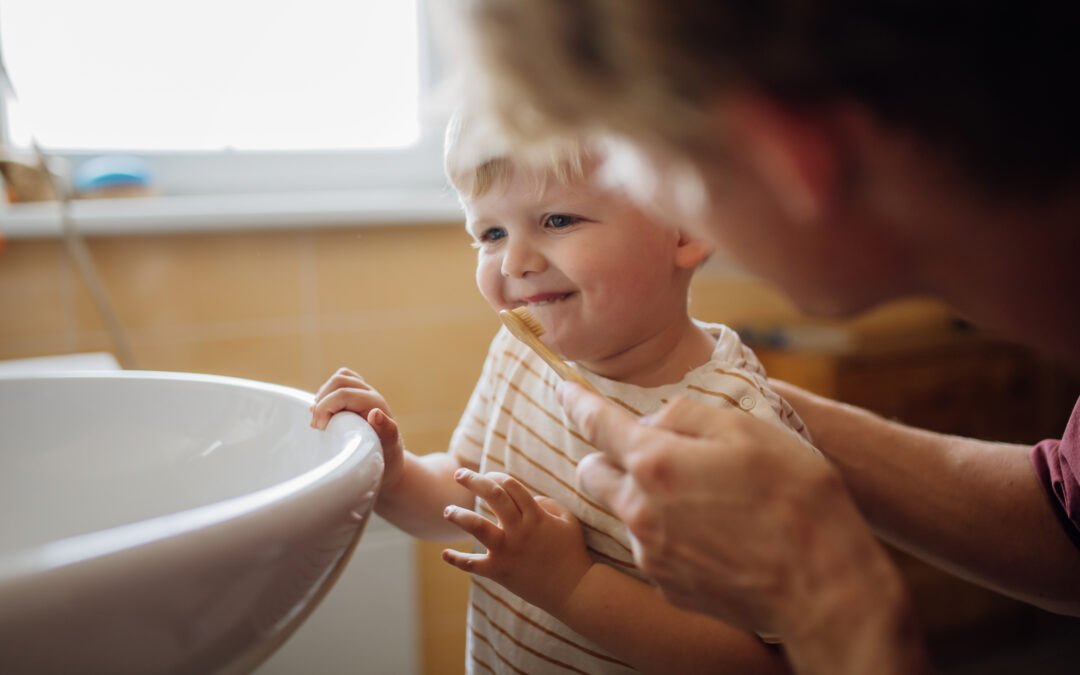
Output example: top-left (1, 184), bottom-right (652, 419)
top-left (0, 370), bottom-right (379, 586)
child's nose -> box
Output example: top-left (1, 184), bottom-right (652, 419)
top-left (500, 238), bottom-right (546, 278)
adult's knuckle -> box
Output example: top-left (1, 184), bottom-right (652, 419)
top-left (639, 555), bottom-right (684, 595)
top-left (641, 557), bottom-right (677, 587)
top-left (623, 502), bottom-right (662, 543)
top-left (627, 447), bottom-right (676, 492)
top-left (644, 400), bottom-right (678, 428)
top-left (665, 395), bottom-right (695, 414)
top-left (575, 400), bottom-right (602, 440)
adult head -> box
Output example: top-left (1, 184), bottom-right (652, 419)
top-left (445, 0), bottom-right (1080, 361)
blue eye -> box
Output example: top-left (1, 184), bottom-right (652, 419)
top-left (545, 214), bottom-right (580, 229)
top-left (480, 227), bottom-right (507, 243)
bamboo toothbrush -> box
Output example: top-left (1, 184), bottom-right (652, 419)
top-left (499, 307), bottom-right (601, 395)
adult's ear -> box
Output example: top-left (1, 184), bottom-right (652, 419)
top-left (717, 92), bottom-right (846, 226)
top-left (674, 231), bottom-right (714, 269)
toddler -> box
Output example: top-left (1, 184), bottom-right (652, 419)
top-left (311, 121), bottom-right (811, 674)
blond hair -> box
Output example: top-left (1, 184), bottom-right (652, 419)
top-left (444, 106), bottom-right (592, 200)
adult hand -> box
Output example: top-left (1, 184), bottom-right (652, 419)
top-left (560, 382), bottom-right (928, 674)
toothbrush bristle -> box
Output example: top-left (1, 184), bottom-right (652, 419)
top-left (511, 307), bottom-right (545, 337)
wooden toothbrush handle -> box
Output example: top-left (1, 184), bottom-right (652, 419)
top-left (529, 339), bottom-right (602, 395)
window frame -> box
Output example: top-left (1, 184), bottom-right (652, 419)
top-left (0, 0), bottom-right (460, 236)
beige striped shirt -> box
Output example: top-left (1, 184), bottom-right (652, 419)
top-left (449, 321), bottom-right (811, 674)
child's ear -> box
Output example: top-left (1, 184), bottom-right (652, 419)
top-left (674, 231), bottom-right (713, 269)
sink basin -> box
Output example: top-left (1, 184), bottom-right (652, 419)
top-left (0, 371), bottom-right (383, 674)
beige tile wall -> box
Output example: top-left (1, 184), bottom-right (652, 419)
top-left (0, 222), bottom-right (951, 674)
top-left (1, 223), bottom-right (495, 675)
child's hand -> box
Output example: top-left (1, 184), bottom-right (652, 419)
top-left (442, 469), bottom-right (594, 615)
top-left (311, 367), bottom-right (405, 491)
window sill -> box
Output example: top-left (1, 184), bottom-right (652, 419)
top-left (0, 188), bottom-right (463, 239)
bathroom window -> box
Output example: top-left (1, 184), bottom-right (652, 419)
top-left (0, 0), bottom-right (451, 217)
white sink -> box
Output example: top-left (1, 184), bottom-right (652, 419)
top-left (0, 371), bottom-right (383, 674)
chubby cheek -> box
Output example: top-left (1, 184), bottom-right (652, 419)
top-left (577, 259), bottom-right (655, 321)
top-left (475, 256), bottom-right (507, 311)
top-left (604, 269), bottom-right (662, 317)
top-left (603, 238), bottom-right (683, 304)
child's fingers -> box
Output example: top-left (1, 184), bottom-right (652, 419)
top-left (441, 548), bottom-right (490, 575)
top-left (367, 408), bottom-right (401, 448)
top-left (535, 495), bottom-right (577, 524)
top-left (311, 389), bottom-right (355, 429)
top-left (492, 474), bottom-right (542, 521)
top-left (311, 388), bottom-right (383, 430)
top-left (313, 367), bottom-right (369, 403)
top-left (313, 373), bottom-right (366, 404)
top-left (443, 505), bottom-right (503, 548)
top-left (313, 370), bottom-right (355, 402)
top-left (454, 469), bottom-right (522, 527)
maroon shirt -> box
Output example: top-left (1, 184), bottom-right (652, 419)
top-left (1031, 397), bottom-right (1080, 547)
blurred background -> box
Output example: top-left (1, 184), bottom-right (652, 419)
top-left (2, 2), bottom-right (1078, 673)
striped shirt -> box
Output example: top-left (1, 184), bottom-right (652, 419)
top-left (449, 321), bottom-right (812, 674)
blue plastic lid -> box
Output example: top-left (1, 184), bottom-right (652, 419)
top-left (74, 155), bottom-right (153, 192)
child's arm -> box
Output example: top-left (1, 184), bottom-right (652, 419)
top-left (443, 469), bottom-right (791, 675)
top-left (311, 367), bottom-right (474, 541)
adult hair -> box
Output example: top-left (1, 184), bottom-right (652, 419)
top-left (455, 0), bottom-right (1079, 196)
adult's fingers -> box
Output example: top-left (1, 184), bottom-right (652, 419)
top-left (575, 452), bottom-right (630, 512)
top-left (557, 381), bottom-right (643, 468)
top-left (643, 395), bottom-right (743, 438)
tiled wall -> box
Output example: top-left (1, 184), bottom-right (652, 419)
top-left (0, 222), bottom-right (951, 674)
top-left (1, 223), bottom-right (497, 675)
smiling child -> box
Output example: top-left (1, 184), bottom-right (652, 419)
top-left (310, 118), bottom-right (811, 674)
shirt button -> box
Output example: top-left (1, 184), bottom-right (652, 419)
top-left (740, 395), bottom-right (756, 410)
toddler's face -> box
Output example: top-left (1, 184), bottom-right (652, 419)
top-left (464, 162), bottom-right (690, 363)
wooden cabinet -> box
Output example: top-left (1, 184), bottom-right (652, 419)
top-left (754, 332), bottom-right (1080, 664)
top-left (757, 333), bottom-right (1077, 444)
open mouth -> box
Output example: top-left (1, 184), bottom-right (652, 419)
top-left (520, 291), bottom-right (576, 307)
